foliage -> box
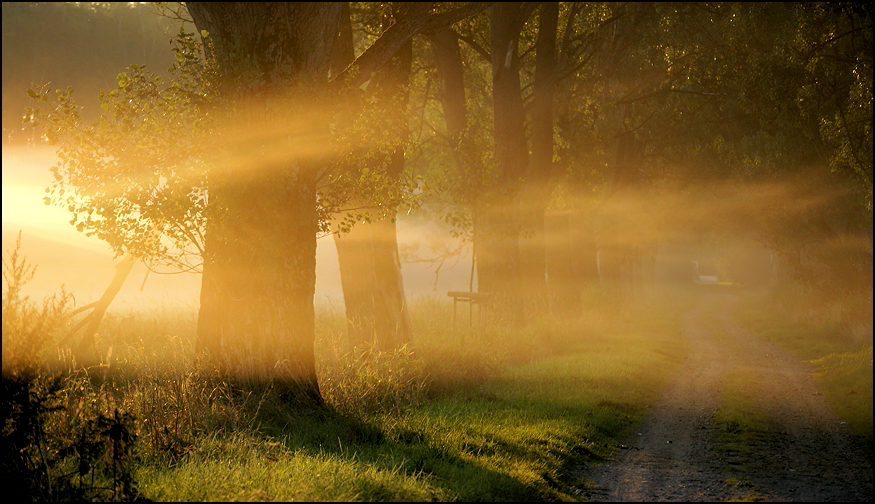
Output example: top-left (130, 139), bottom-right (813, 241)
top-left (2, 232), bottom-right (73, 373)
top-left (3, 2), bottom-right (179, 145)
top-left (26, 27), bottom-right (216, 271)
top-left (2, 239), bottom-right (147, 502)
top-left (1, 373), bottom-right (149, 502)
top-left (25, 14), bottom-right (424, 269)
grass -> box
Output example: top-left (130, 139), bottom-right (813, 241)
top-left (712, 367), bottom-right (771, 490)
top-left (3, 239), bottom-right (693, 501)
top-left (130, 294), bottom-right (690, 501)
top-left (734, 287), bottom-right (873, 448)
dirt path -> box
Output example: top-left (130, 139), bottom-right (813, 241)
top-left (573, 292), bottom-right (873, 502)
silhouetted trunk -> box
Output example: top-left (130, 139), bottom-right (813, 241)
top-left (571, 211), bottom-right (600, 285)
top-left (597, 128), bottom-right (645, 291)
top-left (479, 3), bottom-right (534, 314)
top-left (430, 25), bottom-right (488, 297)
top-left (189, 2), bottom-right (345, 403)
top-left (429, 27), bottom-right (467, 138)
top-left (65, 255), bottom-right (136, 367)
top-left (544, 210), bottom-right (581, 316)
top-left (334, 215), bottom-right (411, 351)
top-left (519, 2), bottom-right (559, 311)
top-left (551, 83), bottom-right (590, 309)
top-left (332, 3), bottom-right (412, 351)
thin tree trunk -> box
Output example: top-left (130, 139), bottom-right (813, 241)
top-left (519, 2), bottom-right (559, 311)
top-left (429, 26), bottom-right (485, 299)
top-left (63, 254), bottom-right (136, 367)
top-left (544, 210), bottom-right (581, 316)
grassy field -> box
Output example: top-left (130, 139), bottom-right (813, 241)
top-left (6, 236), bottom-right (871, 503)
top-left (3, 244), bottom-right (694, 502)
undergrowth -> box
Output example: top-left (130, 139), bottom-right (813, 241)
top-left (3, 236), bottom-right (690, 501)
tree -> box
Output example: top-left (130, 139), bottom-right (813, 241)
top-left (519, 2), bottom-right (559, 311)
top-left (331, 2), bottom-right (413, 352)
top-left (473, 2), bottom-right (536, 317)
top-left (4, 2), bottom-right (178, 145)
top-left (29, 2), bottom-right (491, 405)
top-left (184, 2), bottom-right (347, 402)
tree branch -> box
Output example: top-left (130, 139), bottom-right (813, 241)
top-left (333, 2), bottom-right (490, 89)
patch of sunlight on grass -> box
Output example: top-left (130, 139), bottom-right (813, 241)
top-left (714, 366), bottom-right (771, 491)
top-left (139, 434), bottom-right (444, 501)
top-left (809, 345), bottom-right (873, 438)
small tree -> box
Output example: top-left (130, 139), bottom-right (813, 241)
top-left (26, 27), bottom-right (216, 273)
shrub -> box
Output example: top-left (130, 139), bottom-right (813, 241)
top-left (1, 235), bottom-right (147, 501)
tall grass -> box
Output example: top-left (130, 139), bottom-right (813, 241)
top-left (3, 238), bottom-right (693, 501)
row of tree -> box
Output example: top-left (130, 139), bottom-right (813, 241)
top-left (25, 2), bottom-right (872, 403)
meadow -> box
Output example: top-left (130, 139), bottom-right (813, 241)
top-left (3, 240), bottom-right (694, 501)
top-left (3, 244), bottom-right (871, 501)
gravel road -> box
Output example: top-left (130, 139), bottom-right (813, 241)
top-left (572, 291), bottom-right (873, 502)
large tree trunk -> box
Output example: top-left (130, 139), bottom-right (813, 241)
top-left (197, 178), bottom-right (321, 401)
top-left (331, 3), bottom-right (412, 351)
top-left (189, 2), bottom-right (344, 402)
top-left (334, 215), bottom-right (411, 351)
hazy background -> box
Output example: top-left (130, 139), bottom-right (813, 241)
top-left (2, 143), bottom-right (474, 310)
top-left (0, 4), bottom-right (481, 314)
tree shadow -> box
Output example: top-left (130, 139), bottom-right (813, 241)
top-left (252, 397), bottom-right (550, 501)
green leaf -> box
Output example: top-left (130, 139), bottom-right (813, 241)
top-left (200, 29), bottom-right (209, 38)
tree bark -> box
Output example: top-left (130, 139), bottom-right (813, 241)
top-left (544, 209), bottom-right (581, 316)
top-left (519, 2), bottom-right (559, 311)
top-left (429, 25), bottom-right (486, 295)
top-left (332, 2), bottom-right (412, 352)
top-left (334, 2), bottom-right (490, 89)
top-left (597, 127), bottom-right (645, 291)
top-left (478, 3), bottom-right (534, 315)
top-left (188, 2), bottom-right (344, 403)
top-left (429, 27), bottom-right (468, 138)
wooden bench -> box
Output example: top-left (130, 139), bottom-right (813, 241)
top-left (447, 291), bottom-right (491, 339)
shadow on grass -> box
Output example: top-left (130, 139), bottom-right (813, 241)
top-left (253, 397), bottom-right (547, 501)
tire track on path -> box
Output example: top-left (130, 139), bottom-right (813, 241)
top-left (573, 291), bottom-right (872, 502)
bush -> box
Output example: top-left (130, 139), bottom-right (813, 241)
top-left (1, 234), bottom-right (147, 501)
top-left (2, 232), bottom-right (73, 373)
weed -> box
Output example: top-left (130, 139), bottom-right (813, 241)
top-left (3, 237), bottom-right (148, 501)
top-left (4, 237), bottom-right (695, 501)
